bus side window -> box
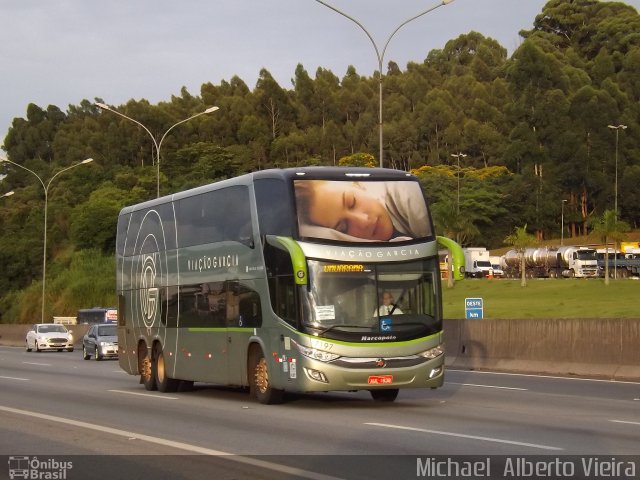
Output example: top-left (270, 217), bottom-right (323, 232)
top-left (264, 244), bottom-right (298, 328)
top-left (239, 290), bottom-right (262, 328)
top-left (227, 282), bottom-right (262, 328)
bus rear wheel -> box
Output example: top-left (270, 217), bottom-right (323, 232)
top-left (139, 345), bottom-right (157, 391)
top-left (249, 347), bottom-right (284, 405)
top-left (369, 389), bottom-right (399, 402)
top-left (154, 344), bottom-right (179, 393)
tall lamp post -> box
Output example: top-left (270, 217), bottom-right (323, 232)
top-left (0, 156), bottom-right (93, 323)
top-left (607, 124), bottom-right (626, 280)
top-left (561, 199), bottom-right (567, 245)
top-left (95, 103), bottom-right (219, 197)
top-left (450, 152), bottom-right (467, 214)
top-left (607, 124), bottom-right (627, 219)
top-left (314, 0), bottom-right (454, 168)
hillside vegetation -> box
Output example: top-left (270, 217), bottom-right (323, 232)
top-left (1, 0), bottom-right (640, 323)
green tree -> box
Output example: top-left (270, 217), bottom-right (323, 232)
top-left (504, 225), bottom-right (537, 287)
top-left (70, 185), bottom-right (132, 253)
top-left (338, 153), bottom-right (376, 168)
top-left (590, 209), bottom-right (630, 285)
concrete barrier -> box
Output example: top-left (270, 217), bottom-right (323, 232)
top-left (1, 319), bottom-right (639, 381)
top-left (444, 318), bottom-right (640, 381)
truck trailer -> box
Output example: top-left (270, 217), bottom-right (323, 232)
top-left (501, 246), bottom-right (599, 279)
top-left (596, 249), bottom-right (640, 278)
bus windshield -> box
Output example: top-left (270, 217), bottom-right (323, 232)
top-left (301, 259), bottom-right (441, 341)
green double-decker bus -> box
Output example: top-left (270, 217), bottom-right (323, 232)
top-left (116, 167), bottom-right (459, 403)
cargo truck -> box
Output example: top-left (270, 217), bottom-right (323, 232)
top-left (501, 246), bottom-right (599, 278)
top-left (463, 247), bottom-right (494, 278)
top-left (596, 249), bottom-right (640, 278)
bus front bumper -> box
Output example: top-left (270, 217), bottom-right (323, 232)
top-left (284, 354), bottom-right (445, 392)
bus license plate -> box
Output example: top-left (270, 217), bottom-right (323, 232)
top-left (368, 375), bottom-right (393, 385)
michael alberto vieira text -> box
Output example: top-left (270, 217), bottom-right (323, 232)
top-left (416, 457), bottom-right (637, 478)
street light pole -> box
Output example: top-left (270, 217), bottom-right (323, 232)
top-left (95, 103), bottom-right (219, 197)
top-left (607, 124), bottom-right (626, 280)
top-left (607, 124), bottom-right (627, 219)
top-left (314, 0), bottom-right (454, 168)
top-left (561, 199), bottom-right (567, 245)
top-left (450, 152), bottom-right (467, 214)
top-left (0, 156), bottom-right (93, 323)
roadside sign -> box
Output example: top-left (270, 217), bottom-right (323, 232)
top-left (465, 297), bottom-right (483, 319)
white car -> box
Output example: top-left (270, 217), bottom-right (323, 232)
top-left (26, 323), bottom-right (74, 352)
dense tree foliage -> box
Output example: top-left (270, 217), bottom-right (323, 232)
top-left (1, 0), bottom-right (639, 322)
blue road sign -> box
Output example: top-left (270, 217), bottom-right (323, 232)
top-left (465, 297), bottom-right (483, 319)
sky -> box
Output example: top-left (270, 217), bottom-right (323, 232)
top-left (2, 0), bottom-right (640, 151)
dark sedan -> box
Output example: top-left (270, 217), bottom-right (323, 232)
top-left (82, 323), bottom-right (118, 360)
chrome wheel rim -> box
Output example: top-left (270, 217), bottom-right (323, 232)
top-left (255, 357), bottom-right (269, 394)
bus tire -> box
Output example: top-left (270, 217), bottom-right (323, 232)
top-left (139, 344), bottom-right (157, 391)
top-left (249, 346), bottom-right (284, 405)
top-left (369, 389), bottom-right (399, 402)
top-left (154, 344), bottom-right (179, 393)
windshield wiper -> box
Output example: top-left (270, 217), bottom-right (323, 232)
top-left (316, 324), bottom-right (371, 335)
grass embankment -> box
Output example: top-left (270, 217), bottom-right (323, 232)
top-left (442, 278), bottom-right (640, 319)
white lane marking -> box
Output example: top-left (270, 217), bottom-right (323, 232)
top-left (22, 362), bottom-right (51, 366)
top-left (0, 405), bottom-right (344, 480)
top-left (610, 420), bottom-right (640, 426)
top-left (0, 375), bottom-right (30, 381)
top-left (365, 422), bottom-right (563, 451)
top-left (446, 369), bottom-right (640, 385)
top-left (447, 382), bottom-right (527, 391)
top-left (108, 390), bottom-right (179, 400)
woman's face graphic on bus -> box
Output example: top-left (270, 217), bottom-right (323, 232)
top-left (303, 182), bottom-right (394, 241)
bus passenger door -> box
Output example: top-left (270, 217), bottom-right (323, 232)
top-left (225, 281), bottom-right (262, 386)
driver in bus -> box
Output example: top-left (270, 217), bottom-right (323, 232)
top-left (374, 291), bottom-right (403, 316)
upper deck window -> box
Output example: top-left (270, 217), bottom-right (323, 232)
top-left (176, 186), bottom-right (252, 247)
top-left (254, 178), bottom-right (294, 237)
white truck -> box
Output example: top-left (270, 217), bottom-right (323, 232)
top-left (463, 247), bottom-right (494, 278)
top-left (489, 256), bottom-right (505, 278)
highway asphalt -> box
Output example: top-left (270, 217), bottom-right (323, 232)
top-left (1, 346), bottom-right (639, 479)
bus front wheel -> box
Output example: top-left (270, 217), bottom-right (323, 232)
top-left (154, 344), bottom-right (179, 393)
top-left (249, 347), bottom-right (284, 405)
top-left (369, 389), bottom-right (399, 402)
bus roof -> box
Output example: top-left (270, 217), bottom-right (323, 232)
top-left (119, 167), bottom-right (419, 215)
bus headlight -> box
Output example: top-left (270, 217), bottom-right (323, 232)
top-left (295, 344), bottom-right (340, 362)
top-left (419, 345), bottom-right (444, 359)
